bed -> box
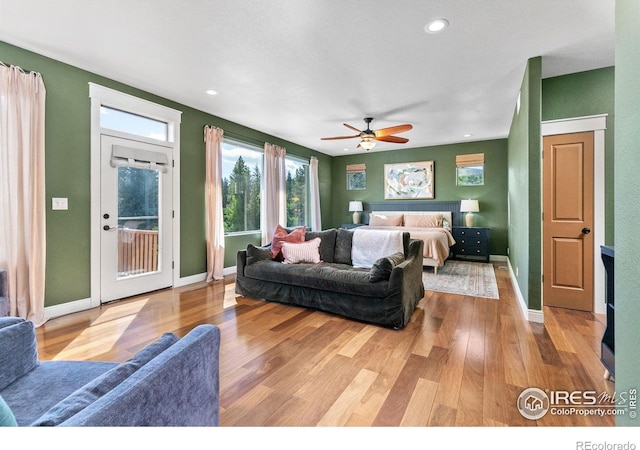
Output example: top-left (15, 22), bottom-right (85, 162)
top-left (360, 210), bottom-right (456, 274)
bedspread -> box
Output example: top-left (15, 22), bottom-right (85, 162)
top-left (362, 226), bottom-right (455, 266)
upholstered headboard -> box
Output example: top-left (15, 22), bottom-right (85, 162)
top-left (364, 200), bottom-right (461, 226)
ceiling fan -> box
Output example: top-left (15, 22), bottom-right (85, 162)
top-left (321, 117), bottom-right (413, 150)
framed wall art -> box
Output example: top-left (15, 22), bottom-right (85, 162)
top-left (346, 163), bottom-right (366, 190)
top-left (456, 153), bottom-right (484, 186)
top-left (384, 160), bottom-right (434, 199)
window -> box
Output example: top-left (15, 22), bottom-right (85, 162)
top-left (220, 140), bottom-right (310, 233)
top-left (100, 106), bottom-right (169, 141)
top-left (286, 157), bottom-right (309, 228)
top-left (221, 140), bottom-right (262, 234)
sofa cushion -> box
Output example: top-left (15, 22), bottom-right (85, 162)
top-left (246, 244), bottom-right (271, 265)
top-left (369, 252), bottom-right (405, 282)
top-left (369, 213), bottom-right (404, 226)
top-left (270, 225), bottom-right (306, 260)
top-left (282, 238), bottom-right (322, 264)
top-left (0, 394), bottom-right (17, 427)
top-left (0, 319), bottom-right (38, 391)
top-left (30, 332), bottom-right (179, 426)
top-left (305, 229), bottom-right (337, 263)
top-left (245, 260), bottom-right (390, 297)
top-left (334, 228), bottom-right (354, 264)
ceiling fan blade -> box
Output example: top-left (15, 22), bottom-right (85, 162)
top-left (320, 134), bottom-right (360, 140)
top-left (374, 124), bottom-right (413, 137)
top-left (374, 135), bottom-right (409, 143)
top-left (343, 123), bottom-right (363, 133)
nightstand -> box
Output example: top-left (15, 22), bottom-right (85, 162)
top-left (451, 227), bottom-right (491, 262)
top-left (339, 223), bottom-right (365, 229)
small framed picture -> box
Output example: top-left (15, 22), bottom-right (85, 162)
top-left (456, 165), bottom-right (484, 186)
top-left (346, 171), bottom-right (366, 190)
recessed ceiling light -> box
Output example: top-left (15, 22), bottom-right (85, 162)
top-left (425, 19), bottom-right (449, 33)
top-left (206, 89), bottom-right (218, 96)
top-left (464, 133), bottom-right (473, 138)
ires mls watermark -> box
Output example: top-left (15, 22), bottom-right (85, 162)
top-left (517, 387), bottom-right (638, 420)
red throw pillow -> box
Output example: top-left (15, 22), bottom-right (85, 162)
top-left (270, 225), bottom-right (307, 260)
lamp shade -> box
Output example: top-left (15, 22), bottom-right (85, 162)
top-left (460, 199), bottom-right (479, 213)
top-left (349, 201), bottom-right (363, 212)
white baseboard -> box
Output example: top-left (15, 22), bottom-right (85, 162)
top-left (175, 272), bottom-right (207, 287)
top-left (506, 258), bottom-right (544, 323)
top-left (175, 267), bottom-right (236, 288)
top-left (490, 254), bottom-right (508, 262)
top-left (44, 297), bottom-right (93, 321)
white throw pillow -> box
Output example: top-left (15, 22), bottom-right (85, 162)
top-left (281, 238), bottom-right (322, 264)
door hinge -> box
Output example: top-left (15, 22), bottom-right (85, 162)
top-left (172, 210), bottom-right (175, 218)
top-left (541, 274), bottom-right (544, 283)
top-left (172, 261), bottom-right (174, 269)
top-left (172, 159), bottom-right (175, 168)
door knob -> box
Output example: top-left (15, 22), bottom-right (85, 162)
top-left (582, 227), bottom-right (591, 234)
top-left (103, 225), bottom-right (116, 231)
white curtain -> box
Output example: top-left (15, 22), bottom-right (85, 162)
top-left (0, 64), bottom-right (46, 326)
top-left (261, 142), bottom-right (286, 245)
top-left (309, 156), bottom-right (322, 231)
top-left (204, 126), bottom-right (225, 281)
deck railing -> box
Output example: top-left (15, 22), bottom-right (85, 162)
top-left (118, 228), bottom-right (159, 276)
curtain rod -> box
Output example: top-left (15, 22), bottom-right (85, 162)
top-left (0, 60), bottom-right (41, 76)
top-left (203, 125), bottom-right (265, 149)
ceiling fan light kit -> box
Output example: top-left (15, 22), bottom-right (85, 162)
top-left (321, 117), bottom-right (412, 151)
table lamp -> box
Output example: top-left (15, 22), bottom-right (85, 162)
top-left (349, 201), bottom-right (363, 224)
top-left (460, 199), bottom-right (479, 227)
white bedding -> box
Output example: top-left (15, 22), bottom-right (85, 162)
top-left (351, 228), bottom-right (404, 268)
top-left (363, 226), bottom-right (455, 266)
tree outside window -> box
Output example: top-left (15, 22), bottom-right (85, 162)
top-left (221, 141), bottom-right (309, 233)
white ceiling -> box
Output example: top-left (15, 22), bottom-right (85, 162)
top-left (0, 0), bottom-right (615, 156)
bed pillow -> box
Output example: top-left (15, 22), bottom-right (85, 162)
top-left (281, 238), bottom-right (322, 264)
top-left (404, 213), bottom-right (443, 228)
top-left (369, 213), bottom-right (404, 227)
top-left (270, 225), bottom-right (307, 260)
top-left (369, 252), bottom-right (405, 282)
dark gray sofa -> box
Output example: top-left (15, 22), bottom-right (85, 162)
top-left (235, 228), bottom-right (425, 329)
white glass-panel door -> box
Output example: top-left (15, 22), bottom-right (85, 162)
top-left (100, 135), bottom-right (172, 302)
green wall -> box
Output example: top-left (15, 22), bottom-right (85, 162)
top-left (331, 139), bottom-right (509, 255)
top-left (0, 41), bottom-right (331, 307)
top-left (614, 0), bottom-right (640, 427)
top-left (542, 66), bottom-right (615, 244)
top-left (507, 56), bottom-right (542, 311)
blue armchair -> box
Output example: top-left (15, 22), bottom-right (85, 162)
top-left (0, 317), bottom-right (220, 426)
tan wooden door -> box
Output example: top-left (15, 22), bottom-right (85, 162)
top-left (543, 132), bottom-right (594, 311)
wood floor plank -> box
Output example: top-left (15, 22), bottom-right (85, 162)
top-left (317, 368), bottom-right (378, 426)
top-left (32, 262), bottom-right (614, 427)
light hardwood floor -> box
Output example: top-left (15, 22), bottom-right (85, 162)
top-left (35, 262), bottom-right (615, 426)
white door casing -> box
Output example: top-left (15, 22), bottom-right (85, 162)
top-left (89, 83), bottom-right (181, 307)
top-left (541, 114), bottom-right (607, 315)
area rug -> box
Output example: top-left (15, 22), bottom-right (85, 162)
top-left (422, 260), bottom-right (499, 299)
